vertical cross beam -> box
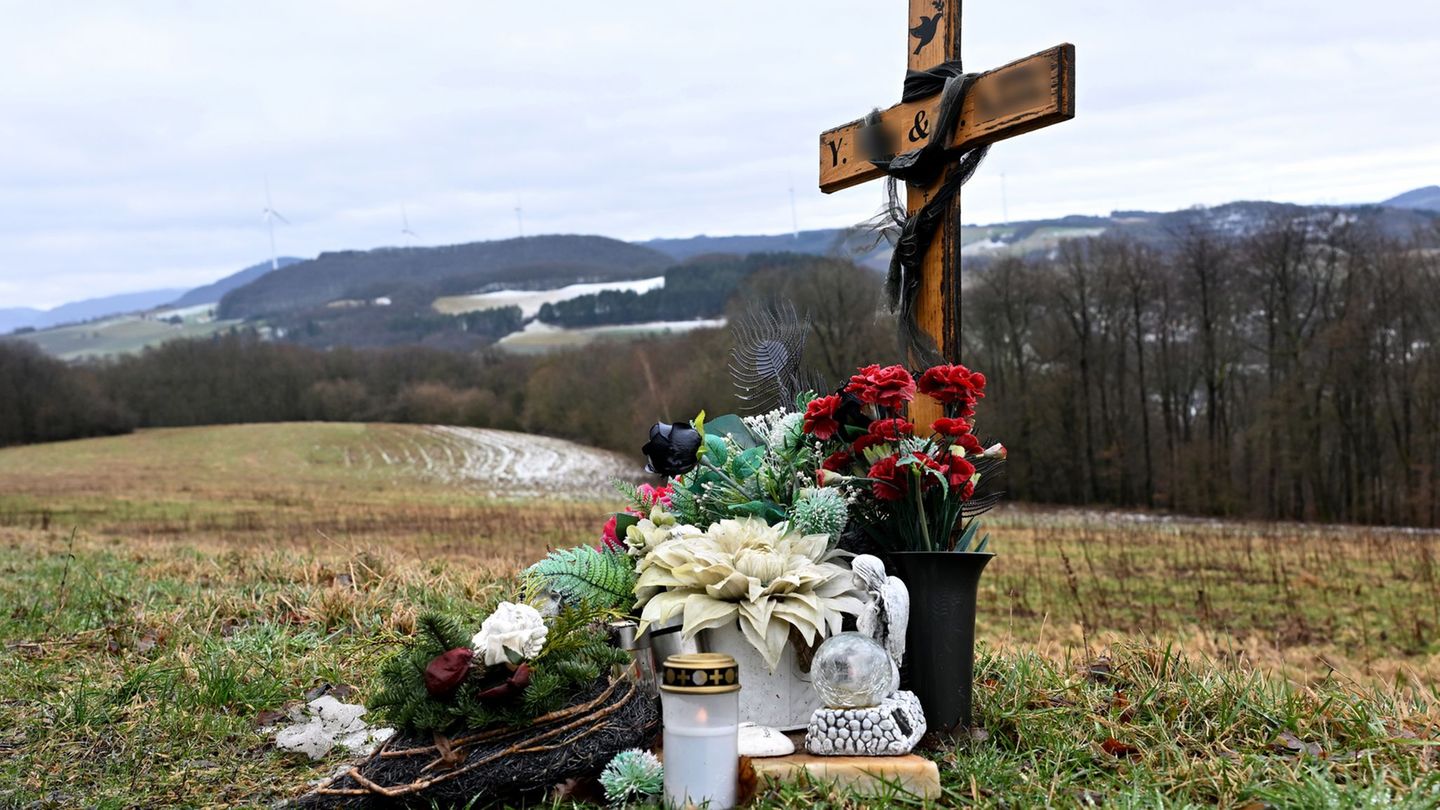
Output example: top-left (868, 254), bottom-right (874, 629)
top-left (908, 0), bottom-right (963, 427)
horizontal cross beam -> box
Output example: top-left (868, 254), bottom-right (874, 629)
top-left (818, 43), bottom-right (1075, 194)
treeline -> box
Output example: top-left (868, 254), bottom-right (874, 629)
top-left (8, 218), bottom-right (1440, 528)
top-left (0, 260), bottom-right (889, 455)
top-left (964, 213), bottom-right (1440, 526)
top-left (269, 304), bottom-right (524, 352)
top-left (0, 343), bottom-right (135, 446)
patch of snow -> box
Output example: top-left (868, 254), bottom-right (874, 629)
top-left (274, 695), bottom-right (395, 761)
top-left (961, 237), bottom-right (1009, 257)
top-left (495, 318), bottom-right (727, 349)
top-left (151, 303), bottom-right (218, 323)
top-left (441, 276), bottom-right (666, 318)
top-left (417, 426), bottom-right (641, 498)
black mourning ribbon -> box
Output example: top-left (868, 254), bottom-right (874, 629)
top-left (860, 61), bottom-right (990, 368)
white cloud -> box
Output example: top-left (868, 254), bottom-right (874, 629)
top-left (0, 0), bottom-right (1436, 307)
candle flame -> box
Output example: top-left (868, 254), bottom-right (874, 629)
top-left (696, 707), bottom-right (708, 724)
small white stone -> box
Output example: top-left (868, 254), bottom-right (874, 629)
top-left (738, 723), bottom-right (795, 758)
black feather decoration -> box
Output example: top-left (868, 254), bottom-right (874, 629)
top-left (728, 302), bottom-right (811, 414)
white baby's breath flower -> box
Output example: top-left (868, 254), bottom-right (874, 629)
top-left (471, 601), bottom-right (548, 667)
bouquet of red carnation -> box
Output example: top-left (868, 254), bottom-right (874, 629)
top-left (807, 362), bottom-right (1006, 552)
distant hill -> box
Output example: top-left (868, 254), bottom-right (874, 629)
top-left (218, 235), bottom-right (671, 319)
top-left (1, 288), bottom-right (189, 335)
top-left (0, 308), bottom-right (42, 335)
top-left (641, 229), bottom-right (850, 261)
top-left (170, 257), bottom-right (302, 308)
top-left (1382, 186), bottom-right (1440, 212)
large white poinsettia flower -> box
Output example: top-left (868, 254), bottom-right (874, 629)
top-left (635, 518), bottom-right (864, 672)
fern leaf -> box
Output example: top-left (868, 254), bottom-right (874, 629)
top-left (525, 546), bottom-right (636, 610)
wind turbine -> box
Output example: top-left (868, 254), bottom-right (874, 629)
top-left (789, 183), bottom-right (800, 240)
top-left (262, 179), bottom-right (290, 271)
top-left (400, 204), bottom-right (418, 243)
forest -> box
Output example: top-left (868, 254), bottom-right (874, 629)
top-left (2, 212), bottom-right (1437, 526)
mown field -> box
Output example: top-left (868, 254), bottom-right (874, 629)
top-left (1, 424), bottom-right (1438, 807)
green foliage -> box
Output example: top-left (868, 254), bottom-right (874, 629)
top-left (367, 604), bottom-right (630, 734)
top-left (791, 488), bottom-right (849, 538)
top-left (955, 519), bottom-right (990, 553)
top-left (671, 409), bottom-right (823, 530)
top-left (524, 546), bottom-right (636, 610)
top-left (599, 749), bottom-right (664, 805)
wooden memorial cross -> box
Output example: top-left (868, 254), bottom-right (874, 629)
top-left (819, 1), bottom-right (1074, 425)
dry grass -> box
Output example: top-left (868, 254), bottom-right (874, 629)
top-left (1, 423), bottom-right (1438, 807)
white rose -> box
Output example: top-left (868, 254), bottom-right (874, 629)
top-left (471, 601), bottom-right (548, 667)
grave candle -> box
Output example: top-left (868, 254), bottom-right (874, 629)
top-left (660, 652), bottom-right (740, 810)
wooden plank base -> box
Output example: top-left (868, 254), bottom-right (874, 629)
top-left (751, 752), bottom-right (942, 800)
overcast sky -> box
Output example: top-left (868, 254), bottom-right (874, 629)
top-left (2, 1), bottom-right (1437, 309)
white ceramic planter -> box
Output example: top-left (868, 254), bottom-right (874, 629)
top-left (700, 623), bottom-right (822, 731)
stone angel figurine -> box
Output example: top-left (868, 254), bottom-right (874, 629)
top-left (851, 554), bottom-right (910, 662)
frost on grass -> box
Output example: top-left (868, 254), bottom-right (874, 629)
top-left (272, 695), bottom-right (395, 761)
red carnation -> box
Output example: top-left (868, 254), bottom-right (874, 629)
top-left (852, 433), bottom-right (886, 455)
top-left (803, 395), bottom-right (844, 440)
top-left (821, 450), bottom-right (853, 472)
top-left (845, 364), bottom-right (916, 411)
top-left (868, 418), bottom-right (915, 442)
top-left (911, 452), bottom-right (947, 492)
top-left (424, 647), bottom-right (475, 698)
top-left (867, 455), bottom-right (909, 501)
top-left (598, 515), bottom-right (627, 552)
top-left (931, 417), bottom-right (972, 437)
top-left (638, 483), bottom-right (673, 508)
top-left (953, 433), bottom-right (984, 456)
top-left (946, 456), bottom-right (978, 497)
top-left (918, 364), bottom-right (987, 414)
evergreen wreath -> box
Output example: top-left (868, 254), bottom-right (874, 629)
top-left (368, 605), bottom-right (629, 734)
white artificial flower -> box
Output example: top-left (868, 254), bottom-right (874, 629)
top-left (471, 601), bottom-right (549, 667)
top-left (625, 505), bottom-right (698, 560)
top-left (634, 517), bottom-right (863, 671)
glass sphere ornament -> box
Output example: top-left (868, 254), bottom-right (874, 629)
top-left (810, 632), bottom-right (900, 709)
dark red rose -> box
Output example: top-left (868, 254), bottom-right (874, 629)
top-left (803, 395), bottom-right (843, 440)
top-left (821, 450), bottom-right (853, 472)
top-left (845, 365), bottom-right (917, 411)
top-left (918, 365), bottom-right (987, 414)
top-left (868, 418), bottom-right (915, 442)
top-left (476, 663), bottom-right (532, 701)
top-left (424, 647), bottom-right (474, 698)
top-left (867, 455), bottom-right (908, 501)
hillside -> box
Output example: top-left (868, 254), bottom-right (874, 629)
top-left (1382, 185), bottom-right (1440, 212)
top-left (0, 288), bottom-right (189, 335)
top-left (170, 257), bottom-right (302, 307)
top-left (641, 228), bottom-right (851, 261)
top-left (218, 235), bottom-right (671, 319)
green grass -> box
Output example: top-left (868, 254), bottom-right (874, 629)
top-left (7, 314), bottom-right (242, 360)
top-left (1, 424), bottom-right (1438, 806)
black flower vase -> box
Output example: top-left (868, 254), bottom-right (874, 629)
top-left (889, 551), bottom-right (993, 733)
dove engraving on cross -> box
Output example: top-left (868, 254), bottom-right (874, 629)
top-left (819, 1), bottom-right (1074, 425)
